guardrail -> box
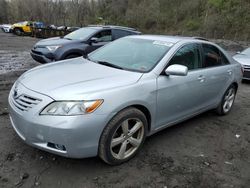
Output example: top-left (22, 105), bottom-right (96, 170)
top-left (30, 28), bottom-right (71, 38)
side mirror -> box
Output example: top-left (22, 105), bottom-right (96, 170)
top-left (165, 64), bottom-right (188, 76)
top-left (90, 37), bottom-right (98, 44)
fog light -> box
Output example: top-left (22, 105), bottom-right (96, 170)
top-left (47, 142), bottom-right (66, 151)
top-left (55, 144), bottom-right (66, 151)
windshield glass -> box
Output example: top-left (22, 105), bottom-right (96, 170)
top-left (88, 38), bottom-right (172, 72)
top-left (241, 48), bottom-right (250, 56)
top-left (64, 27), bottom-right (96, 40)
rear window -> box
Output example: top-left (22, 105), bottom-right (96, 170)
top-left (202, 44), bottom-right (229, 68)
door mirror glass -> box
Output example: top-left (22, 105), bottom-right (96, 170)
top-left (90, 37), bottom-right (98, 44)
top-left (165, 64), bottom-right (188, 76)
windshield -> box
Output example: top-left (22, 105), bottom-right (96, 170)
top-left (64, 27), bottom-right (96, 40)
top-left (241, 48), bottom-right (250, 56)
top-left (88, 38), bottom-right (172, 72)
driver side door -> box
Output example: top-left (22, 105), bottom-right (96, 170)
top-left (85, 29), bottom-right (112, 54)
top-left (156, 43), bottom-right (205, 128)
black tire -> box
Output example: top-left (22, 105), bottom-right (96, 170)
top-left (14, 28), bottom-right (23, 36)
top-left (65, 54), bottom-right (81, 59)
top-left (99, 107), bottom-right (148, 165)
top-left (216, 84), bottom-right (236, 115)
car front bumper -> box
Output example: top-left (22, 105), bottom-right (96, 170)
top-left (8, 83), bottom-right (109, 158)
top-left (30, 50), bottom-right (53, 64)
top-left (2, 27), bottom-right (11, 32)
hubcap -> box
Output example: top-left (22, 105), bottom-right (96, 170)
top-left (223, 88), bottom-right (235, 113)
top-left (110, 118), bottom-right (144, 160)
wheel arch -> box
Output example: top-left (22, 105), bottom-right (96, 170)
top-left (61, 50), bottom-right (83, 60)
top-left (14, 27), bottom-right (24, 32)
top-left (130, 104), bottom-right (152, 133)
top-left (105, 104), bottom-right (152, 134)
top-left (231, 82), bottom-right (238, 91)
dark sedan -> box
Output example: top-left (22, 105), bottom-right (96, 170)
top-left (31, 25), bottom-right (141, 64)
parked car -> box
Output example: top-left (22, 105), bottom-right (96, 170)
top-left (9, 36), bottom-right (242, 165)
top-left (30, 25), bottom-right (141, 64)
top-left (0, 24), bottom-right (12, 33)
top-left (11, 21), bottom-right (45, 36)
top-left (233, 47), bottom-right (250, 80)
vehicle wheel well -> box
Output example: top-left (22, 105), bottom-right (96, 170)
top-left (65, 53), bottom-right (82, 59)
top-left (131, 105), bottom-right (151, 133)
top-left (232, 82), bottom-right (238, 91)
top-left (14, 27), bottom-right (23, 32)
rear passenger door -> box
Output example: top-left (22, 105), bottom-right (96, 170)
top-left (198, 43), bottom-right (233, 106)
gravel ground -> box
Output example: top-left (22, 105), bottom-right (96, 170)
top-left (0, 31), bottom-right (249, 188)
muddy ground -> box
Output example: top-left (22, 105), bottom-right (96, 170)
top-left (0, 31), bottom-right (249, 188)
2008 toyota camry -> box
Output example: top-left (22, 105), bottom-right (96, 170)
top-left (9, 35), bottom-right (242, 165)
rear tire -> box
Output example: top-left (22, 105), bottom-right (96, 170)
top-left (216, 85), bottom-right (236, 115)
top-left (99, 107), bottom-right (148, 165)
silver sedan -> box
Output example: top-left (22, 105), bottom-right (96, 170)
top-left (233, 47), bottom-right (250, 80)
top-left (9, 35), bottom-right (242, 165)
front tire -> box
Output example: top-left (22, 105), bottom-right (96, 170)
top-left (99, 107), bottom-right (148, 165)
top-left (216, 85), bottom-right (236, 115)
top-left (14, 28), bottom-right (23, 36)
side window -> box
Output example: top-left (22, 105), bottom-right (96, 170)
top-left (93, 30), bottom-right (112, 42)
top-left (112, 29), bottom-right (133, 40)
top-left (220, 51), bottom-right (230, 65)
top-left (168, 43), bottom-right (201, 70)
top-left (202, 44), bottom-right (228, 68)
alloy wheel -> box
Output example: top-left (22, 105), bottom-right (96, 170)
top-left (110, 118), bottom-right (144, 160)
top-left (223, 87), bottom-right (235, 113)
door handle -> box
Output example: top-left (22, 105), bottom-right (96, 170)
top-left (198, 75), bottom-right (205, 83)
top-left (227, 70), bottom-right (232, 75)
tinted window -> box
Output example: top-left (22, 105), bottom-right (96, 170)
top-left (202, 44), bottom-right (228, 68)
top-left (168, 43), bottom-right (201, 70)
top-left (93, 30), bottom-right (112, 42)
top-left (89, 38), bottom-right (171, 72)
top-left (112, 29), bottom-right (134, 40)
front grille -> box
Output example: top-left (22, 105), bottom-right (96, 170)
top-left (243, 70), bottom-right (250, 78)
top-left (12, 94), bottom-right (42, 111)
top-left (243, 65), bottom-right (250, 71)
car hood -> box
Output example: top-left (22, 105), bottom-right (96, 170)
top-left (12, 23), bottom-right (26, 27)
top-left (18, 58), bottom-right (143, 100)
top-left (233, 54), bottom-right (250, 65)
top-left (35, 37), bottom-right (81, 47)
top-left (2, 24), bottom-right (11, 28)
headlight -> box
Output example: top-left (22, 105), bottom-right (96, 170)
top-left (46, 45), bottom-right (61, 52)
top-left (40, 100), bottom-right (103, 116)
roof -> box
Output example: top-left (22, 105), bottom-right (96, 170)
top-left (87, 25), bottom-right (139, 32)
top-left (128, 35), bottom-right (209, 44)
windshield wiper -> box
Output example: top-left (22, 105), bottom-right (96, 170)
top-left (96, 61), bottom-right (124, 70)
